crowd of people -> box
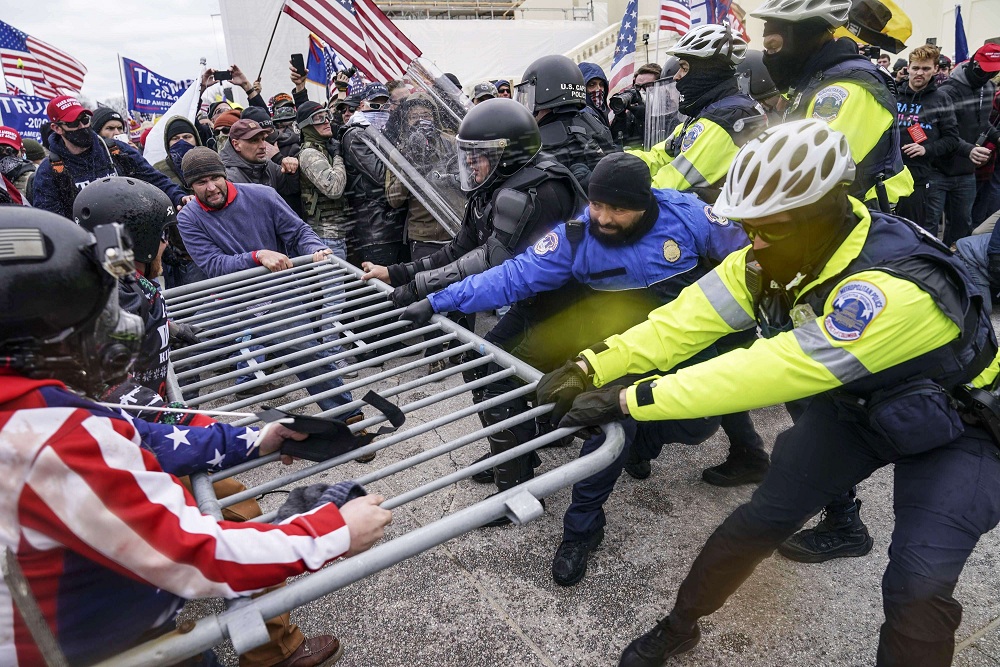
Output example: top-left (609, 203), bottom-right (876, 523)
top-left (2, 0), bottom-right (1000, 664)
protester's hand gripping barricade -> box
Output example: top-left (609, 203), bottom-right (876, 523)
top-left (84, 254), bottom-right (624, 666)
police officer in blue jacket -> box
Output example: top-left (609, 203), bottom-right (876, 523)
top-left (402, 153), bottom-right (767, 585)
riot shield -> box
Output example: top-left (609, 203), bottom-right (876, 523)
top-left (356, 58), bottom-right (471, 237)
top-left (643, 77), bottom-right (681, 151)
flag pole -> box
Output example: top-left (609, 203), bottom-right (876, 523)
top-left (257, 3), bottom-right (285, 81)
top-left (117, 53), bottom-right (129, 113)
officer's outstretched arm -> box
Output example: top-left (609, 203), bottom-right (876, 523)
top-left (581, 249), bottom-right (757, 385)
top-left (428, 226), bottom-right (575, 315)
top-left (623, 270), bottom-right (961, 422)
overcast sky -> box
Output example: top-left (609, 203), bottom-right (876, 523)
top-left (3, 0), bottom-right (229, 102)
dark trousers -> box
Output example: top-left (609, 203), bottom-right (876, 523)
top-left (941, 173), bottom-right (979, 245)
top-left (562, 416), bottom-right (722, 542)
top-left (668, 395), bottom-right (1000, 667)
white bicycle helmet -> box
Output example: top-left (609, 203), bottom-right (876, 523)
top-left (667, 24), bottom-right (748, 66)
top-left (713, 119), bottom-right (856, 219)
top-left (750, 0), bottom-right (851, 28)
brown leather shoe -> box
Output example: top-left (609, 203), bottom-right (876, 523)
top-left (346, 413), bottom-right (377, 463)
top-left (270, 635), bottom-right (343, 667)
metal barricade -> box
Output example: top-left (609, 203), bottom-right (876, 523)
top-left (93, 254), bottom-right (625, 666)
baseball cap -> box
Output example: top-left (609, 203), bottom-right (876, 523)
top-left (362, 82), bottom-right (390, 101)
top-left (472, 81), bottom-right (498, 101)
top-left (47, 95), bottom-right (89, 124)
top-left (0, 126), bottom-right (23, 151)
top-left (229, 119), bottom-right (270, 141)
top-left (973, 44), bottom-right (1000, 73)
top-left (241, 106), bottom-right (274, 130)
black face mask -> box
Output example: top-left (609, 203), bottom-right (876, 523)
top-left (967, 61), bottom-right (994, 89)
top-left (63, 127), bottom-right (93, 149)
top-left (676, 62), bottom-right (733, 115)
top-left (752, 197), bottom-right (854, 286)
top-left (762, 49), bottom-right (804, 92)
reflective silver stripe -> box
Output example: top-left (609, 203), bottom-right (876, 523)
top-left (670, 154), bottom-right (710, 188)
top-left (699, 271), bottom-right (756, 331)
top-left (792, 321), bottom-right (871, 384)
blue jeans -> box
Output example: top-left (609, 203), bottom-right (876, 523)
top-left (562, 416), bottom-right (722, 541)
top-left (940, 173), bottom-right (978, 245)
top-left (234, 311), bottom-right (357, 415)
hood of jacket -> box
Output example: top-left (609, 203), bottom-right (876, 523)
top-left (160, 115), bottom-right (202, 153)
top-left (579, 62), bottom-right (608, 89)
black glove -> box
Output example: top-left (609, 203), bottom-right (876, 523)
top-left (399, 298), bottom-right (435, 325)
top-left (988, 253), bottom-right (1000, 287)
top-left (558, 385), bottom-right (626, 428)
top-left (391, 282), bottom-right (419, 307)
top-left (169, 321), bottom-right (201, 348)
top-left (536, 359), bottom-right (590, 424)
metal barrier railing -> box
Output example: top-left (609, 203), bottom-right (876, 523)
top-left (92, 254), bottom-right (625, 666)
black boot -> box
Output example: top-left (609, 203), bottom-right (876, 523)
top-left (551, 528), bottom-right (604, 586)
top-left (619, 617), bottom-right (701, 666)
top-left (623, 445), bottom-right (651, 480)
top-left (777, 499), bottom-right (874, 563)
top-left (701, 448), bottom-right (769, 487)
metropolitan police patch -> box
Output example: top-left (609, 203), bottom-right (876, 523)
top-left (824, 280), bottom-right (886, 342)
top-left (812, 86), bottom-right (849, 122)
top-left (704, 205), bottom-right (729, 226)
top-left (533, 231), bottom-right (559, 256)
top-left (681, 122), bottom-right (705, 152)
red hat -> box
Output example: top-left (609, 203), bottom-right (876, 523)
top-left (0, 126), bottom-right (23, 151)
top-left (46, 95), bottom-right (89, 123)
top-left (974, 44), bottom-right (1000, 73)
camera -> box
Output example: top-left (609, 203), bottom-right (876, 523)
top-left (859, 45), bottom-right (881, 61)
top-left (609, 87), bottom-right (642, 114)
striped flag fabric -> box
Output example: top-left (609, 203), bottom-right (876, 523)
top-left (660, 0), bottom-right (692, 36)
top-left (608, 0), bottom-right (639, 95)
top-left (0, 21), bottom-right (86, 95)
top-left (282, 0), bottom-right (421, 82)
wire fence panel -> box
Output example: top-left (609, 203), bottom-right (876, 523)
top-left (90, 254), bottom-right (625, 666)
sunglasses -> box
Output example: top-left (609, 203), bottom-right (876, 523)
top-left (59, 113), bottom-right (92, 130)
top-left (738, 220), bottom-right (798, 244)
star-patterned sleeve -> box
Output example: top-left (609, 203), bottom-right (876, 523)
top-left (129, 418), bottom-right (262, 477)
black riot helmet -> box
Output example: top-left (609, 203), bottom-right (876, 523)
top-left (737, 50), bottom-right (780, 102)
top-left (0, 207), bottom-right (143, 393)
top-left (515, 55), bottom-right (587, 113)
top-left (73, 177), bottom-right (177, 265)
top-left (455, 98), bottom-right (541, 192)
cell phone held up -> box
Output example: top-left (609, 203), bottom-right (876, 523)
top-left (213, 69), bottom-right (233, 81)
top-left (291, 54), bottom-right (307, 78)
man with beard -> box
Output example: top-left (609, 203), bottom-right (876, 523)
top-left (543, 120), bottom-right (1000, 667)
top-left (749, 0), bottom-right (915, 564)
top-left (631, 24), bottom-right (767, 203)
top-left (32, 95), bottom-right (190, 219)
top-left (398, 154), bottom-right (760, 584)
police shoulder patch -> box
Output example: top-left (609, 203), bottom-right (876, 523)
top-left (824, 280), bottom-right (886, 342)
top-left (811, 86), bottom-right (849, 122)
top-left (533, 231), bottom-right (559, 256)
top-left (704, 205), bottom-right (729, 226)
top-left (663, 239), bottom-right (681, 263)
top-left (681, 122), bottom-right (705, 152)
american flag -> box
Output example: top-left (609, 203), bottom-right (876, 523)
top-left (0, 20), bottom-right (86, 95)
top-left (660, 0), bottom-right (691, 36)
top-left (608, 0), bottom-right (639, 95)
top-left (282, 0), bottom-right (421, 82)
